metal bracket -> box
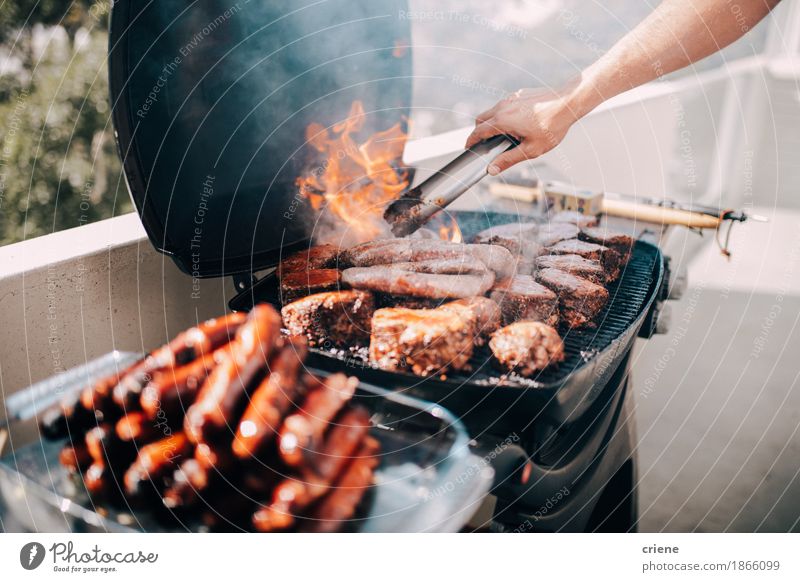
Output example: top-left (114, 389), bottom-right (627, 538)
top-left (232, 272), bottom-right (259, 294)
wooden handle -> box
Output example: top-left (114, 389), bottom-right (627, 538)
top-left (489, 182), bottom-right (722, 229)
top-left (601, 199), bottom-right (721, 229)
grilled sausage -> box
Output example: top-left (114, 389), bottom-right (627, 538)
top-left (115, 412), bottom-right (159, 445)
top-left (85, 423), bottom-right (136, 471)
top-left (251, 480), bottom-right (305, 532)
top-left (39, 391), bottom-right (97, 440)
top-left (84, 462), bottom-right (112, 497)
top-left (58, 443), bottom-right (92, 474)
top-left (303, 406), bottom-right (371, 493)
top-left (231, 337), bottom-right (308, 460)
top-left (162, 459), bottom-right (210, 509)
top-left (277, 373), bottom-right (358, 467)
top-left (123, 433), bottom-right (192, 498)
top-left (80, 367), bottom-right (135, 420)
top-left (184, 306), bottom-right (283, 445)
top-left (113, 312), bottom-right (246, 408)
top-left (301, 437), bottom-right (380, 532)
top-left (140, 347), bottom-right (227, 421)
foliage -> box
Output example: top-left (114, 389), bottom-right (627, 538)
top-left (0, 0), bottom-right (130, 245)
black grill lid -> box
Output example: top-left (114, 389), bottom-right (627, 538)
top-left (109, 0), bottom-right (412, 277)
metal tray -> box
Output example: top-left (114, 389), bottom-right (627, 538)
top-left (0, 353), bottom-right (491, 533)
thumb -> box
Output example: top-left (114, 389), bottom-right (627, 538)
top-left (487, 145), bottom-right (536, 176)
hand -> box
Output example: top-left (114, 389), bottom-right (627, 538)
top-left (465, 87), bottom-right (580, 175)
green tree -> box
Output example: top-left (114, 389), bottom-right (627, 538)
top-left (0, 0), bottom-right (130, 245)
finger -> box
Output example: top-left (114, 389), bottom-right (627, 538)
top-left (465, 120), bottom-right (500, 149)
top-left (487, 145), bottom-right (537, 176)
top-left (475, 103), bottom-right (500, 125)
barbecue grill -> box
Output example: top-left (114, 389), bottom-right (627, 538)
top-left (109, 0), bottom-right (670, 531)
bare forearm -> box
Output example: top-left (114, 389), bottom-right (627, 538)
top-left (567, 0), bottom-right (780, 119)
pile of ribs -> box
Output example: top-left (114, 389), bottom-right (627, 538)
top-left (39, 306), bottom-right (379, 532)
top-left (277, 211), bottom-right (634, 379)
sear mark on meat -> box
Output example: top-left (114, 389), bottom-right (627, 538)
top-left (439, 296), bottom-right (502, 346)
top-left (280, 269), bottom-right (343, 303)
top-left (534, 254), bottom-right (605, 285)
top-left (369, 307), bottom-right (476, 376)
top-left (339, 238), bottom-right (516, 278)
top-left (281, 290), bottom-right (374, 349)
top-left (535, 268), bottom-right (609, 329)
top-left (490, 275), bottom-right (559, 326)
top-left (490, 321), bottom-right (565, 376)
top-left (579, 226), bottom-right (634, 265)
top-left (545, 238), bottom-right (621, 281)
top-left (472, 222), bottom-right (542, 259)
top-left (277, 244), bottom-right (339, 278)
top-left (342, 266), bottom-right (495, 299)
top-left (537, 222), bottom-right (580, 248)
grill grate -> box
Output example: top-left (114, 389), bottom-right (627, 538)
top-left (311, 240), bottom-right (660, 389)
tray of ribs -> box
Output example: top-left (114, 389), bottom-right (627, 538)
top-left (227, 210), bottom-right (663, 432)
top-left (0, 306), bottom-right (490, 533)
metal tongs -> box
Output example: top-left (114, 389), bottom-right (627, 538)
top-left (383, 135), bottom-right (517, 236)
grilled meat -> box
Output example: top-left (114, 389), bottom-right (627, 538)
top-left (490, 321), bottom-right (565, 376)
top-left (472, 222), bottom-right (541, 259)
top-left (279, 268), bottom-right (343, 303)
top-left (281, 290), bottom-right (374, 349)
top-left (550, 211), bottom-right (599, 228)
top-left (535, 267), bottom-right (609, 328)
top-left (537, 222), bottom-right (580, 248)
top-left (579, 226), bottom-right (634, 265)
top-left (46, 302), bottom-right (379, 533)
top-left (534, 254), bottom-right (606, 285)
top-left (546, 238), bottom-right (621, 281)
top-left (369, 307), bottom-right (476, 376)
top-left (341, 266), bottom-right (495, 299)
top-left (277, 244), bottom-right (339, 278)
top-left (340, 238), bottom-right (516, 278)
top-left (439, 296), bottom-right (502, 346)
top-left (388, 255), bottom-right (488, 275)
top-left (490, 275), bottom-right (560, 326)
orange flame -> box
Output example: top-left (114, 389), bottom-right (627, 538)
top-left (296, 101), bottom-right (408, 245)
top-left (438, 215), bottom-right (463, 243)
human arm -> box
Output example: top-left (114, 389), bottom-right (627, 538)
top-left (466, 0), bottom-right (781, 174)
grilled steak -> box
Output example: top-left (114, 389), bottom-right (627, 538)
top-left (546, 239), bottom-right (621, 281)
top-left (341, 266), bottom-right (495, 299)
top-left (472, 222), bottom-right (541, 259)
top-left (281, 290), bottom-right (374, 349)
top-left (490, 275), bottom-right (559, 326)
top-left (369, 307), bottom-right (475, 376)
top-left (534, 254), bottom-right (605, 285)
top-left (280, 269), bottom-right (343, 303)
top-left (579, 226), bottom-right (634, 265)
top-left (537, 222), bottom-right (580, 247)
top-left (277, 244), bottom-right (339, 278)
top-left (535, 268), bottom-right (609, 328)
top-left (490, 321), bottom-right (565, 376)
top-left (340, 238), bottom-right (516, 278)
top-left (550, 211), bottom-right (599, 228)
top-left (439, 297), bottom-right (502, 346)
